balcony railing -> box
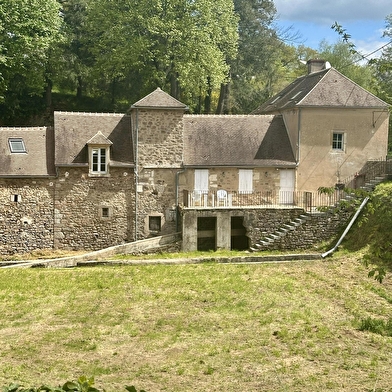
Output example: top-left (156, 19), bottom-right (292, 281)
top-left (342, 158), bottom-right (392, 189)
top-left (183, 189), bottom-right (349, 211)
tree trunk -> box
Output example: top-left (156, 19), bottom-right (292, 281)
top-left (45, 78), bottom-right (53, 109)
top-left (170, 71), bottom-right (180, 100)
top-left (216, 82), bottom-right (230, 114)
top-left (76, 75), bottom-right (83, 99)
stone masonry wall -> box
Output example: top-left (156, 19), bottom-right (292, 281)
top-left (181, 206), bottom-right (355, 252)
top-left (136, 168), bottom-right (179, 239)
top-left (135, 109), bottom-right (184, 240)
top-left (244, 208), bottom-right (305, 244)
top-left (251, 209), bottom-right (353, 251)
top-left (180, 167), bottom-right (280, 199)
top-left (54, 167), bottom-right (135, 251)
top-left (136, 109), bottom-right (184, 168)
top-left (0, 179), bottom-right (55, 255)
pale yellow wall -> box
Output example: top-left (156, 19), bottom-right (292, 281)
top-left (295, 107), bottom-right (389, 192)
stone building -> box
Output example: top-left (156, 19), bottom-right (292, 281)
top-left (0, 60), bottom-right (389, 255)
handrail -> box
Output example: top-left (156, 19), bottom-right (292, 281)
top-left (183, 189), bottom-right (349, 211)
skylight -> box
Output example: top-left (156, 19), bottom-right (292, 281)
top-left (9, 138), bottom-right (26, 153)
top-left (290, 91), bottom-right (303, 100)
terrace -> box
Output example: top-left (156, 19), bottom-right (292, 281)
top-left (183, 159), bottom-right (392, 212)
top-left (183, 189), bottom-right (344, 212)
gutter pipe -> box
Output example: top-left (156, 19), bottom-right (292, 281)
top-left (321, 196), bottom-right (369, 258)
top-left (134, 109), bottom-right (139, 241)
top-left (175, 168), bottom-right (185, 232)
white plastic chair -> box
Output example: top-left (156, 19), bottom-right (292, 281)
top-left (216, 189), bottom-right (228, 206)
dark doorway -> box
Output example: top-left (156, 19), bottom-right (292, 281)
top-left (197, 217), bottom-right (216, 251)
top-left (353, 174), bottom-right (366, 189)
top-left (231, 217), bottom-right (248, 250)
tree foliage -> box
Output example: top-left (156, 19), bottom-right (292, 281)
top-left (84, 0), bottom-right (238, 109)
top-left (360, 182), bottom-right (392, 283)
top-left (0, 0), bottom-right (62, 118)
top-left (1, 3), bottom-right (392, 122)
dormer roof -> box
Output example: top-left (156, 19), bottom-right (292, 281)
top-left (131, 88), bottom-right (188, 110)
top-left (87, 131), bottom-right (113, 145)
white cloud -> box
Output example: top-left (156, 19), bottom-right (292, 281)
top-left (355, 39), bottom-right (391, 59)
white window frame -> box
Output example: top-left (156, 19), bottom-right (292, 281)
top-left (239, 169), bottom-right (253, 194)
top-left (194, 169), bottom-right (209, 193)
top-left (9, 138), bottom-right (26, 153)
top-left (90, 146), bottom-right (109, 174)
top-left (332, 132), bottom-right (345, 152)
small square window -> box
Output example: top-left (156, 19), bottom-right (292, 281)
top-left (149, 216), bottom-right (161, 232)
top-left (11, 194), bottom-right (22, 202)
top-left (9, 138), bottom-right (26, 153)
top-left (332, 132), bottom-right (344, 151)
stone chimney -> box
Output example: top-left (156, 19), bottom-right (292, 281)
top-left (307, 59), bottom-right (330, 74)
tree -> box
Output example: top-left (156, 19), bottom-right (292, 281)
top-left (0, 0), bottom-right (62, 122)
top-left (85, 0), bottom-right (238, 110)
top-left (218, 0), bottom-right (279, 113)
top-left (372, 14), bottom-right (392, 104)
top-left (57, 0), bottom-right (92, 100)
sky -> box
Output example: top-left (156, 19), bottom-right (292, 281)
top-left (272, 0), bottom-right (392, 60)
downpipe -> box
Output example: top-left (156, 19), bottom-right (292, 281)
top-left (321, 196), bottom-right (369, 258)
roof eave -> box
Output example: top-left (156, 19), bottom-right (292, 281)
top-left (130, 105), bottom-right (189, 110)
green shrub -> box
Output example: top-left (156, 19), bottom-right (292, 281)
top-left (359, 317), bottom-right (392, 336)
top-left (1, 377), bottom-right (146, 392)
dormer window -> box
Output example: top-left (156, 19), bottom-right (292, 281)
top-left (9, 138), bottom-right (26, 153)
top-left (87, 131), bottom-right (113, 176)
top-left (92, 148), bottom-right (107, 173)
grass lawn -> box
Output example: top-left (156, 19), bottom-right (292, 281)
top-left (0, 254), bottom-right (392, 391)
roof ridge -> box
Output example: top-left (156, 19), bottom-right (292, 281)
top-left (0, 126), bottom-right (50, 130)
top-left (184, 114), bottom-right (275, 118)
top-left (54, 111), bottom-right (126, 116)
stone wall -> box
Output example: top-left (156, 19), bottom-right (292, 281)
top-left (134, 108), bottom-right (184, 240)
top-left (135, 109), bottom-right (184, 168)
top-left (252, 209), bottom-right (353, 251)
top-left (54, 167), bottom-right (135, 251)
top-left (181, 206), bottom-right (354, 252)
top-left (136, 168), bottom-right (180, 239)
top-left (244, 208), bottom-right (305, 243)
top-left (0, 179), bottom-right (55, 254)
top-left (180, 167), bottom-right (280, 199)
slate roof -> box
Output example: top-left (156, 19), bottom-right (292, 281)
top-left (54, 112), bottom-right (133, 167)
top-left (131, 88), bottom-right (188, 109)
top-left (0, 127), bottom-right (55, 177)
top-left (253, 67), bottom-right (389, 114)
top-left (183, 115), bottom-right (296, 167)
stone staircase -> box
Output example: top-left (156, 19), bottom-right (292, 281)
top-left (249, 175), bottom-right (387, 252)
top-left (249, 213), bottom-right (312, 252)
